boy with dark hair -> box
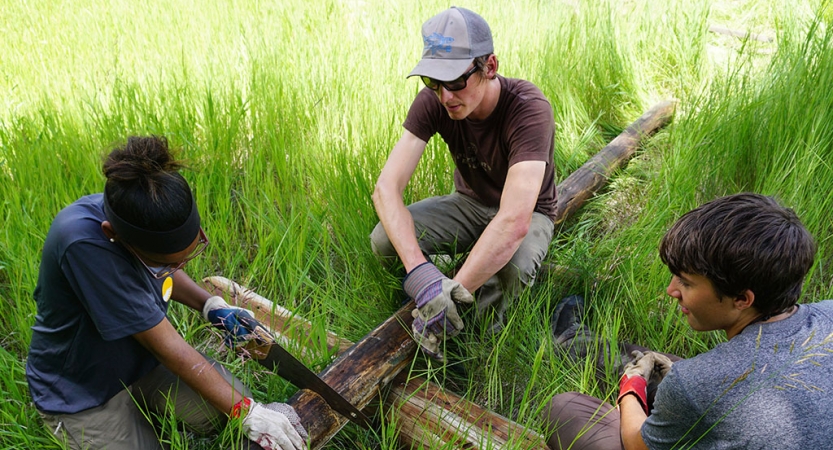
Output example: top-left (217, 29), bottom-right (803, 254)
top-left (545, 193), bottom-right (833, 450)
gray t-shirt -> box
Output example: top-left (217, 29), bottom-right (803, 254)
top-left (642, 300), bottom-right (833, 449)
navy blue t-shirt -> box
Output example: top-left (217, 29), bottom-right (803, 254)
top-left (26, 194), bottom-right (170, 414)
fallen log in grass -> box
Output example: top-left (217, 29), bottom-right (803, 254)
top-left (553, 100), bottom-right (677, 224)
top-left (205, 276), bottom-right (548, 449)
top-left (204, 99), bottom-right (676, 449)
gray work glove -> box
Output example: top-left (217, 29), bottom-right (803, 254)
top-left (404, 262), bottom-right (474, 361)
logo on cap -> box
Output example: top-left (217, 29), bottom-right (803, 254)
top-left (424, 33), bottom-right (454, 55)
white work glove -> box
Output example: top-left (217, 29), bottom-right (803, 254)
top-left (648, 351), bottom-right (674, 385)
top-left (236, 398), bottom-right (308, 450)
top-left (622, 350), bottom-right (656, 379)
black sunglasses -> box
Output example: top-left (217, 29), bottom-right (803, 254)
top-left (421, 65), bottom-right (479, 92)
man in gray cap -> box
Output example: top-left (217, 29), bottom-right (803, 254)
top-left (370, 7), bottom-right (557, 360)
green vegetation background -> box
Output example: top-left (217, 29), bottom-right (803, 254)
top-left (2, 0), bottom-right (832, 448)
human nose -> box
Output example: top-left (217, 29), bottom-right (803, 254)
top-left (666, 276), bottom-right (681, 298)
top-left (437, 85), bottom-right (454, 102)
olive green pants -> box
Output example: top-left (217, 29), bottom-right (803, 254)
top-left (39, 357), bottom-right (252, 450)
top-left (370, 192), bottom-right (554, 333)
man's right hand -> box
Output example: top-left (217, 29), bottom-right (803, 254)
top-left (234, 398), bottom-right (308, 450)
top-left (404, 262), bottom-right (474, 360)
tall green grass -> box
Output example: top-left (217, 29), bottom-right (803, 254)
top-left (2, 0), bottom-right (830, 448)
top-left (584, 2), bottom-right (833, 366)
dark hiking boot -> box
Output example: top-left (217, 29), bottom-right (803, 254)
top-left (550, 295), bottom-right (585, 345)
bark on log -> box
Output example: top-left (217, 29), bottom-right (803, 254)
top-left (205, 276), bottom-right (549, 449)
top-left (203, 100), bottom-right (676, 449)
top-left (385, 371), bottom-right (548, 449)
top-left (553, 100), bottom-right (677, 224)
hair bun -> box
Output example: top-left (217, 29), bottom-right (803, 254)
top-left (103, 136), bottom-right (184, 182)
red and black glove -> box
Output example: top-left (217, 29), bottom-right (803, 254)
top-left (617, 351), bottom-right (673, 415)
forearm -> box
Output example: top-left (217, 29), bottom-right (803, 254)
top-left (172, 270), bottom-right (212, 311)
top-left (619, 396), bottom-right (650, 450)
top-left (371, 187), bottom-right (428, 272)
top-left (454, 213), bottom-right (527, 292)
top-left (135, 320), bottom-right (245, 415)
top-left (372, 130), bottom-right (429, 272)
top-left (165, 342), bottom-right (245, 413)
top-left (453, 160), bottom-right (544, 291)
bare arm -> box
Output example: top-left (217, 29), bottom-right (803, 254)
top-left (171, 270), bottom-right (212, 311)
top-left (620, 396), bottom-right (650, 450)
top-left (371, 130), bottom-right (430, 272)
top-left (453, 160), bottom-right (546, 292)
top-left (133, 318), bottom-right (245, 415)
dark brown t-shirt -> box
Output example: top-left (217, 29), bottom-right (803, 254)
top-left (403, 76), bottom-right (557, 221)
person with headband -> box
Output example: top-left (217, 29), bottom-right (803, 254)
top-left (26, 136), bottom-right (307, 450)
top-left (370, 7), bottom-right (557, 361)
top-left (544, 193), bottom-right (833, 449)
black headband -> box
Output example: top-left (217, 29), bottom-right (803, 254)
top-left (102, 189), bottom-right (201, 254)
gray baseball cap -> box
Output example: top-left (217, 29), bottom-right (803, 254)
top-left (407, 7), bottom-right (494, 82)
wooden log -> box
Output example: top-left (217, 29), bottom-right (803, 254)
top-left (553, 100), bottom-right (676, 224)
top-left (205, 276), bottom-right (550, 449)
top-left (203, 99), bottom-right (677, 449)
top-left (208, 279), bottom-right (353, 356)
top-left (385, 371), bottom-right (549, 449)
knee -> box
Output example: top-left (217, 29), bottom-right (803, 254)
top-left (495, 259), bottom-right (537, 289)
top-left (544, 392), bottom-right (584, 449)
top-left (369, 222), bottom-right (396, 257)
top-left (544, 392), bottom-right (620, 450)
top-left (546, 392), bottom-right (584, 420)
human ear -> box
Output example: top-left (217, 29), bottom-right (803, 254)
top-left (101, 221), bottom-right (117, 242)
top-left (485, 54), bottom-right (499, 79)
top-left (733, 289), bottom-right (756, 311)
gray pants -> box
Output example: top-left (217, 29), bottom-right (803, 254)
top-left (370, 192), bottom-right (554, 332)
top-left (545, 392), bottom-right (622, 450)
top-left (40, 357), bottom-right (253, 450)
